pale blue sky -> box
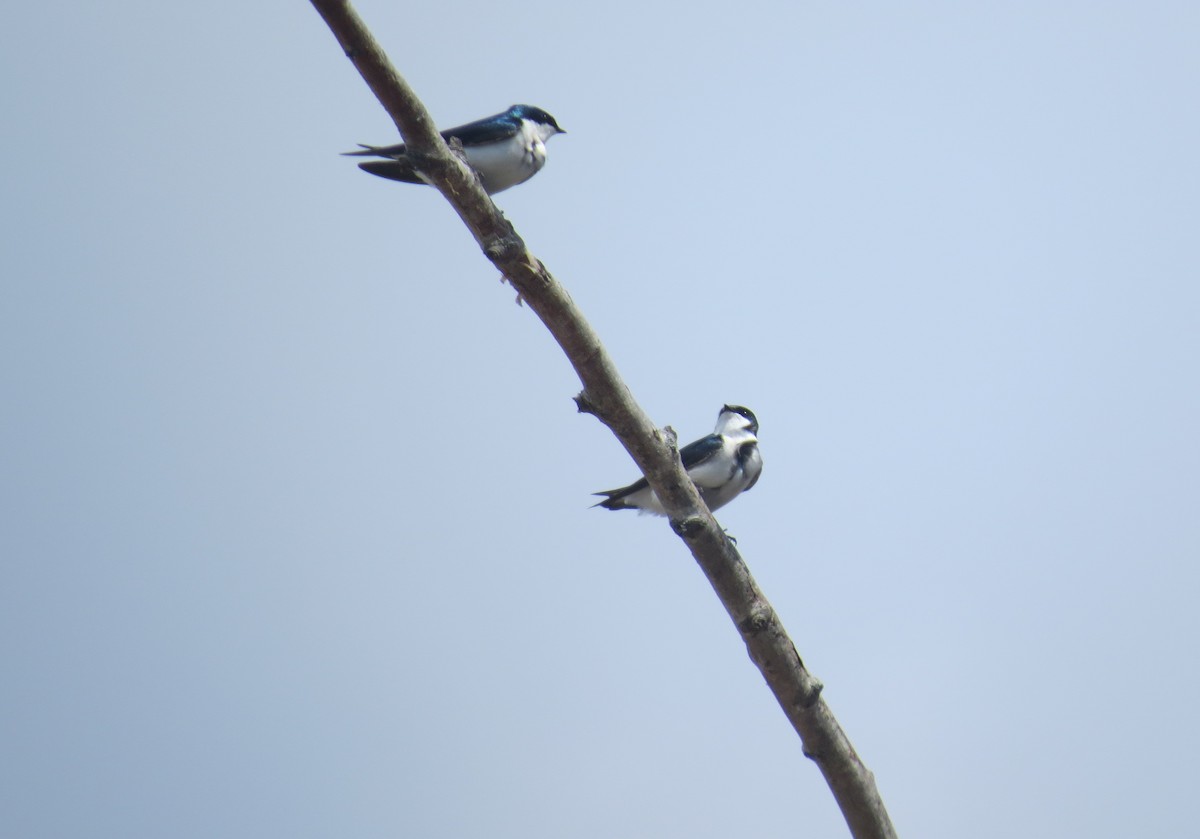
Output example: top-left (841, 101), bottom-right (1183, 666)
top-left (3, 2), bottom-right (1198, 837)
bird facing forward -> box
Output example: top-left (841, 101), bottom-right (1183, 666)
top-left (344, 104), bottom-right (566, 194)
top-left (593, 405), bottom-right (762, 515)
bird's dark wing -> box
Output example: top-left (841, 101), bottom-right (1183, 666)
top-left (739, 442), bottom-right (762, 492)
top-left (342, 111), bottom-right (516, 161)
top-left (443, 114), bottom-right (519, 147)
top-left (678, 434), bottom-right (724, 470)
top-left (355, 159), bottom-right (422, 184)
top-left (593, 434), bottom-right (723, 510)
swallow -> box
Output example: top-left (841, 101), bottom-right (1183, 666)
top-left (344, 104), bottom-right (565, 194)
top-left (594, 405), bottom-right (762, 515)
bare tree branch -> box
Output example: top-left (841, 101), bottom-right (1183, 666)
top-left (309, 3), bottom-right (898, 837)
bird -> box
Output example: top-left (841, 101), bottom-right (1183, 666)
top-left (344, 104), bottom-right (566, 194)
top-left (593, 405), bottom-right (763, 516)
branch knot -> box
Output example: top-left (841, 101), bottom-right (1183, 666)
top-left (670, 515), bottom-right (707, 538)
top-left (483, 232), bottom-right (526, 265)
top-left (738, 609), bottom-right (775, 638)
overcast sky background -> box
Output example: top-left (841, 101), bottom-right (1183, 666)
top-left (3, 2), bottom-right (1198, 837)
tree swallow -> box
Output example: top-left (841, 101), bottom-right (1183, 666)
top-left (344, 104), bottom-right (566, 194)
top-left (593, 405), bottom-right (763, 515)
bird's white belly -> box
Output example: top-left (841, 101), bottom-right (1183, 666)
top-left (463, 134), bottom-right (545, 193)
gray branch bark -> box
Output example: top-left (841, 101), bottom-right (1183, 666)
top-left (309, 3), bottom-right (898, 837)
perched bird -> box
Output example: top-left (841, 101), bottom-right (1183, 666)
top-left (593, 405), bottom-right (763, 516)
top-left (344, 104), bottom-right (566, 194)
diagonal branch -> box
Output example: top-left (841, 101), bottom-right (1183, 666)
top-left (309, 3), bottom-right (898, 837)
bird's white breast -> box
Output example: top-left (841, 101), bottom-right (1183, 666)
top-left (461, 120), bottom-right (549, 193)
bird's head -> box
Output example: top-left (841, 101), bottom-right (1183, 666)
top-left (718, 405), bottom-right (759, 435)
top-left (508, 104), bottom-right (566, 137)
